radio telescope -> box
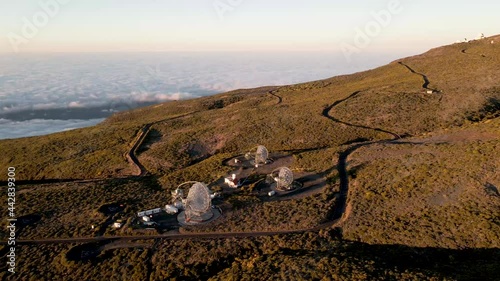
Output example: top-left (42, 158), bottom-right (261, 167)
top-left (177, 182), bottom-right (213, 223)
top-left (255, 145), bottom-right (269, 166)
top-left (244, 145), bottom-right (269, 167)
top-left (272, 167), bottom-right (294, 191)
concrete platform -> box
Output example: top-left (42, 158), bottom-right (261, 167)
top-left (177, 207), bottom-right (222, 226)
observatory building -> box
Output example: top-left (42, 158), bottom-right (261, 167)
top-left (254, 145), bottom-right (269, 167)
top-left (244, 145), bottom-right (269, 167)
top-left (267, 167), bottom-right (302, 196)
top-left (224, 173), bottom-right (242, 188)
top-left (274, 167), bottom-right (294, 191)
top-left (177, 182), bottom-right (220, 225)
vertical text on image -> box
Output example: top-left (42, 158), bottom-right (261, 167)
top-left (7, 167), bottom-right (17, 274)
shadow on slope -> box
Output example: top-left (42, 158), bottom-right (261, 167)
top-left (208, 237), bottom-right (500, 281)
top-left (339, 242), bottom-right (500, 281)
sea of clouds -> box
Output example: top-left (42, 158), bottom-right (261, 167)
top-left (0, 52), bottom-right (391, 140)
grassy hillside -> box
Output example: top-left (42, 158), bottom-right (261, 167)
top-left (0, 36), bottom-right (499, 280)
top-left (342, 118), bottom-right (500, 249)
top-left (1, 37), bottom-right (498, 182)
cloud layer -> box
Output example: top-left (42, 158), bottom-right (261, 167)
top-left (0, 52), bottom-right (390, 139)
top-left (0, 118), bottom-right (105, 140)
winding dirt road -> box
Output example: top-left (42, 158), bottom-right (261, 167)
top-left (125, 125), bottom-right (151, 176)
top-left (321, 90), bottom-right (402, 224)
top-left (268, 89), bottom-right (283, 105)
top-left (398, 61), bottom-right (432, 90)
top-left (322, 91), bottom-right (401, 139)
top-left (125, 111), bottom-right (199, 176)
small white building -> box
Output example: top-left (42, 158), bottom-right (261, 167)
top-left (268, 191), bottom-right (276, 197)
top-left (113, 222), bottom-right (123, 229)
top-left (165, 204), bottom-right (179, 214)
top-left (224, 174), bottom-right (240, 188)
top-left (137, 208), bottom-right (162, 217)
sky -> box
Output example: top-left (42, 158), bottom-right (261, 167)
top-left (0, 0), bottom-right (499, 54)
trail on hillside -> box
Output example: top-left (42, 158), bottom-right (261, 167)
top-left (321, 91), bottom-right (400, 139)
top-left (268, 89), bottom-right (283, 104)
top-left (322, 91), bottom-right (401, 224)
top-left (126, 111), bottom-right (200, 176)
top-left (398, 61), bottom-right (432, 90)
top-left (320, 88), bottom-right (494, 225)
top-left (126, 125), bottom-right (151, 176)
top-left (4, 112), bottom-right (198, 188)
top-left (461, 48), bottom-right (487, 58)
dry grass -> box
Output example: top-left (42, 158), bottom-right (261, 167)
top-left (342, 119), bottom-right (500, 249)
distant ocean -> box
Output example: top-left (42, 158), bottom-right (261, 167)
top-left (0, 51), bottom-right (398, 139)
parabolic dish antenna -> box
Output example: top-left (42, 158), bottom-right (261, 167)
top-left (255, 145), bottom-right (269, 166)
top-left (184, 182), bottom-right (213, 222)
top-left (276, 167), bottom-right (294, 190)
